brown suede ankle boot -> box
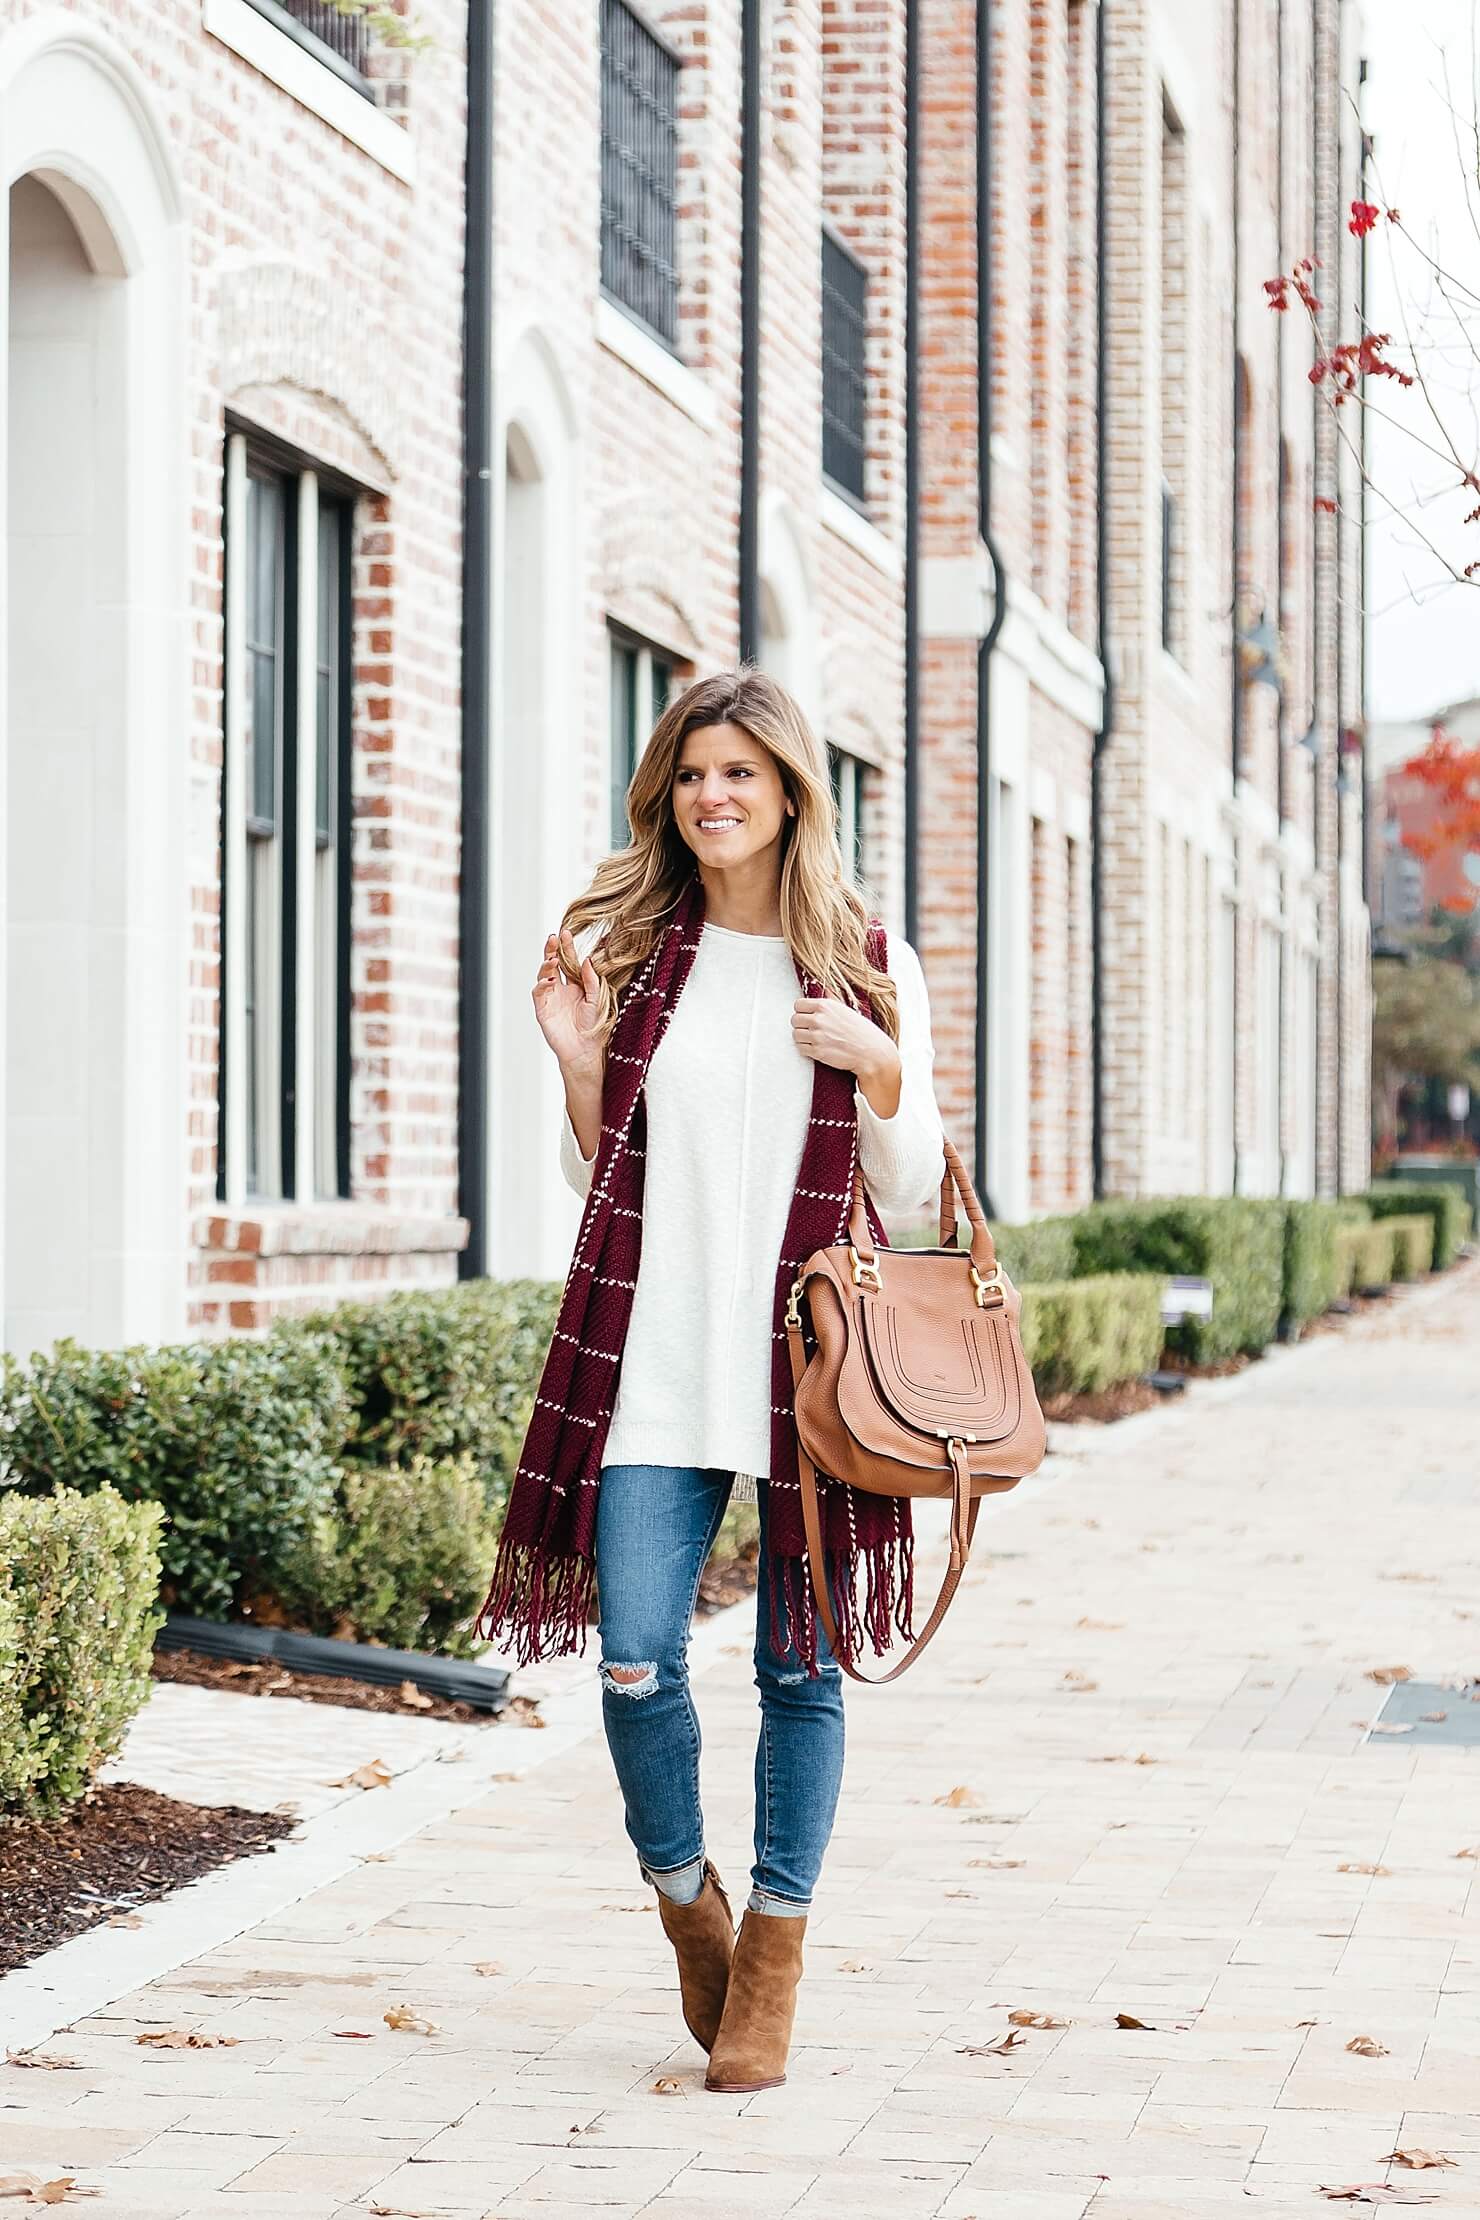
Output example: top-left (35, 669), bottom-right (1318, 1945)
top-left (703, 1906), bottom-right (806, 2092)
top-left (656, 1861), bottom-right (735, 2054)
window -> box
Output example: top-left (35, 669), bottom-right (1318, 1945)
top-left (251, 0), bottom-right (372, 91)
top-left (1159, 95), bottom-right (1188, 661)
top-left (600, 0), bottom-right (681, 347)
top-left (222, 435), bottom-right (352, 1204)
top-left (1160, 478), bottom-right (1176, 652)
top-left (609, 626), bottom-right (674, 849)
top-left (821, 227), bottom-right (869, 504)
top-left (827, 744), bottom-right (866, 882)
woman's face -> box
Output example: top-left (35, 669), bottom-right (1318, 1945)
top-left (670, 721), bottom-right (792, 873)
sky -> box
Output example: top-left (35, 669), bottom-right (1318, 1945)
top-left (1362, 0), bottom-right (1480, 723)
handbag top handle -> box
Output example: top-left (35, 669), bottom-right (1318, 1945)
top-left (846, 1135), bottom-right (999, 1277)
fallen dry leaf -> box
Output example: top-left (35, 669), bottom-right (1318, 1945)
top-left (397, 1679), bottom-right (434, 1710)
top-left (968, 1856), bottom-right (1025, 1870)
top-left (330, 2030), bottom-right (375, 2040)
top-left (383, 2006), bottom-right (439, 2036)
top-left (4, 2053), bottom-right (80, 2071)
top-left (1419, 1712), bottom-right (1448, 1723)
top-left (107, 1912), bottom-right (144, 1929)
top-left (650, 2075), bottom-right (685, 2094)
top-left (0, 2178), bottom-right (101, 2205)
top-left (329, 1758), bottom-right (393, 1791)
top-left (1345, 2035), bottom-right (1389, 2057)
top-left (1338, 1863), bottom-right (1392, 1876)
top-left (1455, 1846), bottom-right (1480, 1860)
top-left (958, 2029), bottom-right (1025, 2057)
top-left (934, 1785), bottom-right (980, 1808)
top-left (1317, 2190), bottom-right (1438, 2206)
top-left (1115, 2012), bottom-right (1156, 2029)
top-left (472, 1962), bottom-right (504, 1977)
top-left (1008, 2009), bottom-right (1067, 2029)
top-left (1365, 1722), bottom-right (1415, 1736)
top-left (368, 2206), bottom-right (443, 2218)
top-left (1061, 1671), bottom-right (1099, 1692)
top-left (839, 1960), bottom-right (871, 1973)
top-left (1383, 2151), bottom-right (1457, 2171)
top-left (136, 2029), bottom-right (239, 2050)
top-left (1075, 1616), bottom-right (1124, 1630)
top-left (1366, 1666), bottom-right (1413, 1685)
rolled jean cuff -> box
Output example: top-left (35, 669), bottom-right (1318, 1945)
top-left (747, 1885), bottom-right (809, 1918)
top-left (642, 1854), bottom-right (707, 1906)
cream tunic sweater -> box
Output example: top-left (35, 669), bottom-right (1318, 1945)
top-left (559, 922), bottom-right (945, 1480)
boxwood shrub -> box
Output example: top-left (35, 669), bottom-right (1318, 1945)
top-left (1366, 1181), bottom-right (1470, 1271)
top-left (1069, 1199), bottom-right (1284, 1361)
top-left (0, 1337), bottom-right (350, 1620)
top-left (277, 1456), bottom-right (497, 1659)
top-left (1281, 1200), bottom-right (1346, 1335)
top-left (1384, 1212), bottom-right (1436, 1281)
top-left (1334, 1218), bottom-right (1396, 1297)
top-left (0, 1486), bottom-right (163, 1820)
top-left (1019, 1273), bottom-right (1165, 1396)
top-left (283, 1280), bottom-right (561, 1523)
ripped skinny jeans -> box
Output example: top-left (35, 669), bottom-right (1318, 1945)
top-left (595, 1463), bottom-right (845, 1914)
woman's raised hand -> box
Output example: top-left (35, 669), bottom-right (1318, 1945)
top-left (533, 929), bottom-right (603, 1070)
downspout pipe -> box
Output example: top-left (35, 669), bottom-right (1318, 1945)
top-left (457, 0), bottom-right (495, 1281)
top-left (975, 0), bottom-right (1004, 1215)
top-left (903, 0), bottom-right (922, 947)
top-left (738, 0), bottom-right (762, 663)
top-left (1276, 0), bottom-right (1288, 1197)
top-left (1091, 0), bottom-right (1112, 1200)
top-left (1229, 0), bottom-right (1243, 1198)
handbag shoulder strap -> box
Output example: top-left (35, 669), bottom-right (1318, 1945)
top-left (785, 1303), bottom-right (981, 1684)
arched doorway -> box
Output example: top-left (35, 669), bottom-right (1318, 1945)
top-left (1, 25), bottom-right (186, 1354)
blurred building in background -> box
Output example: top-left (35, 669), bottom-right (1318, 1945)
top-left (0, 0), bottom-right (1374, 1349)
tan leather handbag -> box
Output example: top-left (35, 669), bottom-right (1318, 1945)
top-left (785, 1137), bottom-right (1046, 1682)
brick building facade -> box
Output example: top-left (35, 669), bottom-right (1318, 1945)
top-left (0, 0), bottom-right (1373, 1356)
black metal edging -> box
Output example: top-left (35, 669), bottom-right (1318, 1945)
top-left (458, 0), bottom-right (496, 1281)
top-left (974, 0), bottom-right (1003, 1218)
top-left (738, 0), bottom-right (762, 663)
top-left (903, 0), bottom-right (921, 947)
top-left (158, 1615), bottom-right (511, 1715)
top-left (1091, 0), bottom-right (1112, 1201)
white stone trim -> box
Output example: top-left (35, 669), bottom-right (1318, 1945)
top-left (919, 548), bottom-right (993, 640)
top-left (998, 576), bottom-right (1106, 733)
top-left (820, 483), bottom-right (903, 579)
top-left (1030, 766), bottom-right (1058, 824)
top-left (595, 296), bottom-right (716, 429)
top-left (202, 0), bottom-right (416, 183)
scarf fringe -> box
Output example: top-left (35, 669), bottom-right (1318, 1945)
top-left (771, 1533), bottom-right (917, 1677)
top-left (476, 1536), bottom-right (596, 1668)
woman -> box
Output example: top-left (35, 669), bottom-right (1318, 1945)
top-left (480, 668), bottom-right (945, 2092)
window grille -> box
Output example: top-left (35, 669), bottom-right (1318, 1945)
top-left (253, 0), bottom-right (372, 91)
top-left (821, 228), bottom-right (869, 503)
top-left (601, 0), bottom-right (681, 347)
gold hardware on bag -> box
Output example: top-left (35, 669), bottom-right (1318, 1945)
top-left (848, 1245), bottom-right (883, 1292)
top-left (936, 1428), bottom-right (978, 1442)
top-left (785, 1278), bottom-right (805, 1329)
top-left (969, 1263), bottom-right (1005, 1308)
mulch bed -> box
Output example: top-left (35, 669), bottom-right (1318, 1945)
top-left (0, 1784), bottom-right (295, 1977)
top-left (151, 1644), bottom-right (491, 1724)
top-left (698, 1541), bottom-right (760, 1613)
top-left (1042, 1377), bottom-right (1162, 1425)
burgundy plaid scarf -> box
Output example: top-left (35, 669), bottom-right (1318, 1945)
top-left (478, 872), bottom-right (915, 1672)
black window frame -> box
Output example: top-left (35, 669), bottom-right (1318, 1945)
top-left (600, 0), bottom-right (682, 351)
top-left (821, 225), bottom-right (870, 507)
top-left (609, 623), bottom-right (676, 851)
top-left (248, 0), bottom-right (374, 96)
top-left (219, 432), bottom-right (356, 1207)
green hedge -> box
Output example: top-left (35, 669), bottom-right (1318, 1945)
top-left (1069, 1198), bottom-right (1285, 1361)
top-left (1366, 1181), bottom-right (1471, 1271)
top-left (0, 1337), bottom-right (350, 1621)
top-left (282, 1280), bottom-right (561, 1522)
top-left (0, 1487), bottom-right (163, 1820)
top-left (1019, 1273), bottom-right (1166, 1396)
top-left (1281, 1200), bottom-right (1347, 1335)
top-left (992, 1217), bottom-right (1080, 1285)
top-left (1334, 1219), bottom-right (1396, 1297)
top-left (278, 1455), bottom-right (496, 1659)
top-left (1384, 1212), bottom-right (1436, 1281)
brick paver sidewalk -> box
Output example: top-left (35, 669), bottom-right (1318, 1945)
top-left (4, 1263), bottom-right (1479, 2219)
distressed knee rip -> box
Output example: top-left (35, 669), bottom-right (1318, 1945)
top-left (600, 1659), bottom-right (658, 1699)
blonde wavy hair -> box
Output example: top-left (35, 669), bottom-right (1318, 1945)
top-left (558, 667), bottom-right (900, 1045)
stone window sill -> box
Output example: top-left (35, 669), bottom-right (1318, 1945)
top-left (203, 0), bottom-right (417, 184)
top-left (197, 1202), bottom-right (468, 1260)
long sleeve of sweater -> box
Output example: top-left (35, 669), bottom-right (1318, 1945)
top-left (559, 1101), bottom-right (597, 1199)
top-left (853, 935), bottom-right (946, 1216)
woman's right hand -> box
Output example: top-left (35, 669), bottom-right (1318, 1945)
top-left (533, 928), bottom-right (603, 1070)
